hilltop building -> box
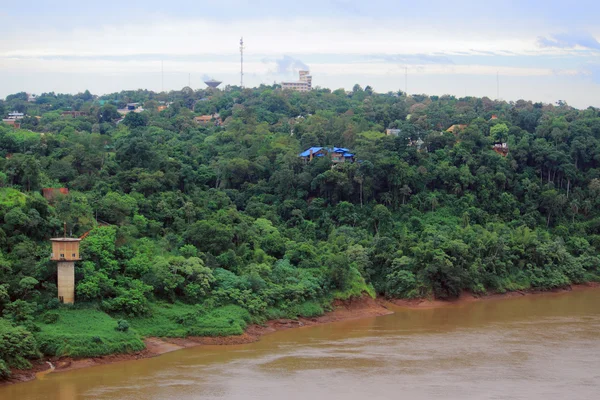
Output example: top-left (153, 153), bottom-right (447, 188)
top-left (493, 143), bottom-right (509, 157)
top-left (194, 114), bottom-right (222, 126)
top-left (282, 70), bottom-right (312, 92)
top-left (6, 111), bottom-right (24, 120)
top-left (299, 147), bottom-right (354, 163)
top-left (117, 103), bottom-right (144, 115)
top-left (446, 124), bottom-right (467, 134)
top-left (2, 111), bottom-right (24, 128)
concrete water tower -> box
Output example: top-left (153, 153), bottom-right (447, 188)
top-left (204, 79), bottom-right (222, 89)
top-left (50, 237), bottom-right (82, 304)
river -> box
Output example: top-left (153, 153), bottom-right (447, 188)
top-left (2, 289), bottom-right (600, 400)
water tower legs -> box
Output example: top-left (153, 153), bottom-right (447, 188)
top-left (57, 261), bottom-right (75, 304)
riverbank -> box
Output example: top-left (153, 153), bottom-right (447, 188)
top-left (5, 283), bottom-right (600, 386)
top-left (388, 281), bottom-right (600, 309)
top-left (3, 294), bottom-right (392, 385)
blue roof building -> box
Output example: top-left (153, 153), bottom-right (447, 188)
top-left (299, 147), bottom-right (355, 163)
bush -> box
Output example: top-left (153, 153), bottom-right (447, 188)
top-left (42, 312), bottom-right (59, 324)
top-left (46, 298), bottom-right (60, 310)
top-left (116, 320), bottom-right (129, 332)
top-left (385, 270), bottom-right (417, 298)
top-left (0, 359), bottom-right (9, 379)
top-left (0, 319), bottom-right (39, 373)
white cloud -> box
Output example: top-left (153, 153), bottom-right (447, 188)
top-left (0, 18), bottom-right (564, 58)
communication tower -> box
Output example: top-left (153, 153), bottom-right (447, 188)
top-left (240, 37), bottom-right (244, 88)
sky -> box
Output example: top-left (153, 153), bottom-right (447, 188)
top-left (1, 0), bottom-right (599, 108)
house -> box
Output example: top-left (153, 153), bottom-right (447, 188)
top-left (6, 111), bottom-right (24, 120)
top-left (299, 147), bottom-right (355, 163)
top-left (157, 105), bottom-right (167, 112)
top-left (27, 93), bottom-right (37, 103)
top-left (490, 115), bottom-right (498, 120)
top-left (385, 129), bottom-right (401, 136)
top-left (194, 114), bottom-right (222, 126)
top-left (446, 124), bottom-right (467, 134)
top-left (117, 104), bottom-right (144, 115)
top-left (1, 119), bottom-right (21, 129)
top-left (493, 143), bottom-right (509, 157)
top-left (2, 111), bottom-right (23, 128)
top-left (42, 188), bottom-right (69, 202)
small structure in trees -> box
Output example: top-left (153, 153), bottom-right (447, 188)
top-left (42, 187), bottom-right (69, 202)
top-left (50, 236), bottom-right (82, 304)
top-left (446, 124), bottom-right (468, 134)
top-left (493, 142), bottom-right (509, 157)
top-left (299, 147), bottom-right (355, 163)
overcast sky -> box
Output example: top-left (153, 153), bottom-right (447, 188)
top-left (1, 0), bottom-right (599, 108)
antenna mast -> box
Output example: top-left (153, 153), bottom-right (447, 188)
top-left (405, 66), bottom-right (408, 95)
top-left (161, 60), bottom-right (164, 92)
top-left (240, 37), bottom-right (244, 88)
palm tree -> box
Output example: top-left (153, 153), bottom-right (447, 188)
top-left (428, 193), bottom-right (439, 212)
top-left (399, 185), bottom-right (412, 205)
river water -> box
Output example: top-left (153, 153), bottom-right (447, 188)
top-left (2, 289), bottom-right (600, 400)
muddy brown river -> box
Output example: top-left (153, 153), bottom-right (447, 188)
top-left (2, 289), bottom-right (600, 400)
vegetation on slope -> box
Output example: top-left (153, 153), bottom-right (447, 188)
top-left (1, 85), bottom-right (599, 377)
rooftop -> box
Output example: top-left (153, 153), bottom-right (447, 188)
top-left (299, 146), bottom-right (354, 158)
top-left (50, 237), bottom-right (82, 242)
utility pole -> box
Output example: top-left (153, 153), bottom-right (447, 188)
top-left (240, 37), bottom-right (244, 88)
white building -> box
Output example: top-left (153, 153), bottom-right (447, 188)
top-left (282, 70), bottom-right (312, 92)
top-left (7, 111), bottom-right (24, 119)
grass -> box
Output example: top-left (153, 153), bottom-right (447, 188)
top-left (36, 308), bottom-right (145, 357)
top-left (33, 299), bottom-right (330, 359)
top-left (128, 302), bottom-right (252, 338)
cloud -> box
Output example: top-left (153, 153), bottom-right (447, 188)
top-left (270, 55), bottom-right (309, 75)
top-left (537, 32), bottom-right (600, 50)
top-left (368, 54), bottom-right (454, 65)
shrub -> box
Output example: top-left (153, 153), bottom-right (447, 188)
top-left (0, 319), bottom-right (39, 372)
top-left (46, 298), bottom-right (60, 310)
top-left (116, 320), bottom-right (129, 332)
top-left (0, 359), bottom-right (9, 379)
top-left (42, 312), bottom-right (59, 324)
top-left (385, 270), bottom-right (417, 298)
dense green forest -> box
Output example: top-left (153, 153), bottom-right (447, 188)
top-left (1, 85), bottom-right (600, 378)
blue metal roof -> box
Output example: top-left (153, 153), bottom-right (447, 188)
top-left (299, 147), bottom-right (354, 158)
top-left (299, 147), bottom-right (323, 157)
